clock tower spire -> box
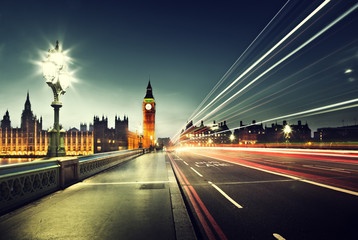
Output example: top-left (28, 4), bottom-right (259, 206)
top-left (143, 79), bottom-right (155, 148)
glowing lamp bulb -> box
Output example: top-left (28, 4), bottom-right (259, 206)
top-left (59, 71), bottom-right (70, 91)
top-left (284, 125), bottom-right (292, 134)
top-left (42, 60), bottom-right (56, 83)
top-left (50, 52), bottom-right (64, 70)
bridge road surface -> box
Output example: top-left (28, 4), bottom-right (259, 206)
top-left (0, 152), bottom-right (196, 240)
top-left (168, 148), bottom-right (358, 240)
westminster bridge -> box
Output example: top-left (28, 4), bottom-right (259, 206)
top-left (0, 149), bottom-right (196, 240)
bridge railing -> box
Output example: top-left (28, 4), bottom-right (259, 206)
top-left (0, 149), bottom-right (146, 215)
top-left (78, 149), bottom-right (144, 180)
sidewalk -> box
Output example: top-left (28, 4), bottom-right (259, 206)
top-left (0, 152), bottom-right (196, 240)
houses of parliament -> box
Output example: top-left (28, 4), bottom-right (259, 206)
top-left (0, 82), bottom-right (156, 156)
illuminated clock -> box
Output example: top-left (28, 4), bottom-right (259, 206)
top-left (145, 103), bottom-right (152, 110)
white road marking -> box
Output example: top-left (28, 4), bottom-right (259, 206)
top-left (183, 161), bottom-right (189, 165)
top-left (273, 233), bottom-right (286, 240)
top-left (195, 161), bottom-right (232, 168)
top-left (193, 152), bottom-right (358, 197)
top-left (190, 167), bottom-right (203, 177)
top-left (173, 153), bottom-right (183, 160)
top-left (208, 181), bottom-right (243, 209)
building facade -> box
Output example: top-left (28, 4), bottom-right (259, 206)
top-left (180, 120), bottom-right (312, 146)
top-left (1, 82), bottom-right (153, 156)
top-left (234, 120), bottom-right (311, 144)
top-left (180, 120), bottom-right (232, 146)
top-left (314, 125), bottom-right (358, 142)
top-left (0, 93), bottom-right (93, 156)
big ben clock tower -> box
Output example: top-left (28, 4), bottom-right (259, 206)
top-left (143, 80), bottom-right (155, 148)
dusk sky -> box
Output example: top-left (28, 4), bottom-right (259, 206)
top-left (0, 0), bottom-right (357, 139)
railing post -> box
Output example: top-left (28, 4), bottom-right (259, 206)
top-left (58, 158), bottom-right (79, 189)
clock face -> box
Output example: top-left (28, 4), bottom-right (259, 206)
top-left (145, 103), bottom-right (152, 110)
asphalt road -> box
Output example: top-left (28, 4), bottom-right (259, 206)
top-left (168, 147), bottom-right (358, 240)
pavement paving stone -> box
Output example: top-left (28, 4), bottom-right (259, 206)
top-left (0, 152), bottom-right (196, 240)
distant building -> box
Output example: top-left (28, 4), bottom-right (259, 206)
top-left (314, 125), bottom-right (358, 142)
top-left (234, 120), bottom-right (265, 144)
top-left (264, 120), bottom-right (311, 143)
top-left (180, 120), bottom-right (232, 146)
top-left (93, 115), bottom-right (141, 153)
top-left (1, 83), bottom-right (148, 156)
top-left (157, 137), bottom-right (170, 147)
top-left (0, 92), bottom-right (48, 155)
top-left (80, 123), bottom-right (87, 132)
top-left (65, 127), bottom-right (93, 156)
top-left (0, 92), bottom-right (92, 156)
top-left (180, 119), bottom-right (311, 145)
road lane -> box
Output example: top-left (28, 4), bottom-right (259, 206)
top-left (190, 148), bottom-right (358, 193)
top-left (168, 149), bottom-right (358, 240)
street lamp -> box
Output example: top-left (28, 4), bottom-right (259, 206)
top-left (283, 124), bottom-right (292, 144)
top-left (230, 134), bottom-right (235, 144)
top-left (42, 41), bottom-right (70, 157)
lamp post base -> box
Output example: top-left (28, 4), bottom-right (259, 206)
top-left (47, 128), bottom-right (66, 157)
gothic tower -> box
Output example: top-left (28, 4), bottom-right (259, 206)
top-left (21, 91), bottom-right (35, 131)
top-left (1, 110), bottom-right (11, 130)
top-left (143, 80), bottom-right (155, 148)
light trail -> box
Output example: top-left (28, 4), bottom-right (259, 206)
top-left (175, 1), bottom-right (293, 144)
top-left (189, 149), bottom-right (358, 196)
top-left (168, 153), bottom-right (228, 240)
top-left (297, 103), bottom-right (358, 119)
top-left (214, 39), bottom-right (358, 123)
top-left (188, 147), bottom-right (358, 159)
top-left (196, 3), bottom-right (358, 125)
top-left (188, 0), bottom-right (331, 123)
top-left (187, 0), bottom-right (291, 122)
top-left (172, 2), bottom-right (358, 145)
top-left (178, 96), bottom-right (358, 145)
top-left (173, 0), bottom-right (329, 143)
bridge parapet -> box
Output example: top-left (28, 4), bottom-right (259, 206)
top-left (0, 160), bottom-right (60, 215)
top-left (0, 149), bottom-right (146, 215)
top-left (78, 149), bottom-right (144, 180)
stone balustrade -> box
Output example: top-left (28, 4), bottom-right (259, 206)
top-left (0, 149), bottom-right (146, 215)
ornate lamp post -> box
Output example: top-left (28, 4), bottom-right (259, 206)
top-left (42, 41), bottom-right (70, 157)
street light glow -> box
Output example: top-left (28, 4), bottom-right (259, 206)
top-left (283, 125), bottom-right (292, 134)
top-left (42, 40), bottom-right (71, 157)
top-left (230, 134), bottom-right (235, 141)
top-left (42, 61), bottom-right (56, 83)
top-left (42, 41), bottom-right (71, 96)
top-left (345, 69), bottom-right (353, 74)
